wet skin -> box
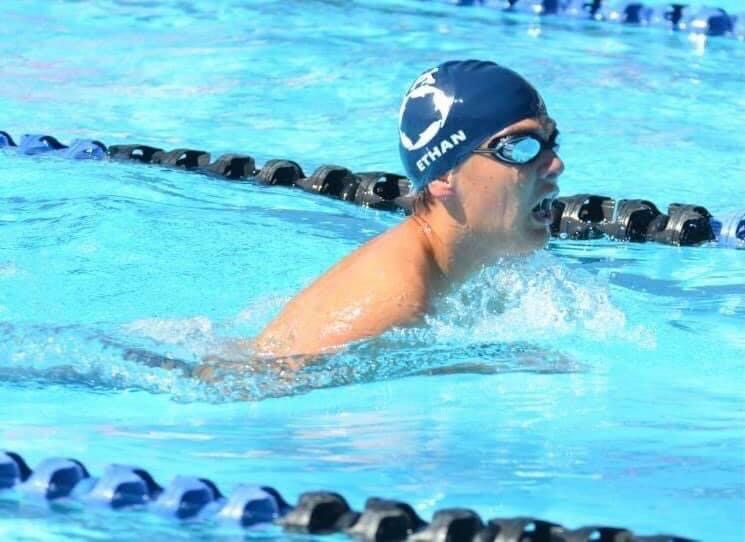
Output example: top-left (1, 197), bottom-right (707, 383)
top-left (251, 116), bottom-right (564, 360)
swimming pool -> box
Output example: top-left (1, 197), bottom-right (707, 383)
top-left (1, 0), bottom-right (744, 540)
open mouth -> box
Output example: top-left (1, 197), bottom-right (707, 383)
top-left (530, 198), bottom-right (554, 225)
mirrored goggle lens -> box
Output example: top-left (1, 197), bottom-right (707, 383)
top-left (497, 136), bottom-right (542, 163)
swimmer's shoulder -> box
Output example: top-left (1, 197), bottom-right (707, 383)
top-left (255, 218), bottom-right (436, 357)
top-left (336, 217), bottom-right (437, 301)
top-left (280, 218), bottom-right (435, 320)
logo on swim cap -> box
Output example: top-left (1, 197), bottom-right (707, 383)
top-left (398, 68), bottom-right (456, 151)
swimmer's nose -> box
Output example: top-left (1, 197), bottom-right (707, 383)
top-left (539, 152), bottom-right (564, 180)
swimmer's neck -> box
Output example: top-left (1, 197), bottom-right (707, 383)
top-left (408, 206), bottom-right (499, 287)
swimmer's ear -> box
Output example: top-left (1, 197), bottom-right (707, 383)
top-left (428, 173), bottom-right (456, 200)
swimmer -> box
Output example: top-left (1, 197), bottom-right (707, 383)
top-left (253, 60), bottom-right (564, 360)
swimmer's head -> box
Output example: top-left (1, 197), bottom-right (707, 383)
top-left (399, 60), bottom-right (563, 256)
top-left (398, 60), bottom-right (547, 189)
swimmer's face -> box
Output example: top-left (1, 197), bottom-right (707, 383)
top-left (452, 116), bottom-right (563, 255)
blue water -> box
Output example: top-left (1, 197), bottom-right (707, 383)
top-left (1, 1), bottom-right (744, 540)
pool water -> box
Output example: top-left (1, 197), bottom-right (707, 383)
top-left (1, 0), bottom-right (744, 540)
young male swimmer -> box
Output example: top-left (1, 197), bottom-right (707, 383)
top-left (253, 60), bottom-right (564, 360)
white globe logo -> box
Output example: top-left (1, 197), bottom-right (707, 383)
top-left (399, 69), bottom-right (455, 152)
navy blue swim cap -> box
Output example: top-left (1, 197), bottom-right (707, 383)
top-left (398, 60), bottom-right (547, 189)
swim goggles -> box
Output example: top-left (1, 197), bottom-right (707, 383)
top-left (472, 131), bottom-right (560, 165)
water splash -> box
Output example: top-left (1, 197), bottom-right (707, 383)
top-left (379, 251), bottom-right (656, 349)
top-left (0, 253), bottom-right (654, 401)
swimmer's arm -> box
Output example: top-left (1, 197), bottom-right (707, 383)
top-left (194, 298), bottom-right (426, 382)
top-left (253, 288), bottom-right (429, 362)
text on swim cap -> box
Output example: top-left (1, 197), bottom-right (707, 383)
top-left (416, 130), bottom-right (467, 173)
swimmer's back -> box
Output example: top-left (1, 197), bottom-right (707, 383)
top-left (254, 218), bottom-right (438, 357)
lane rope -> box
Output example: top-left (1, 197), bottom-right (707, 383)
top-left (1, 131), bottom-right (742, 249)
top-left (1, 451), bottom-right (696, 541)
top-left (453, 0), bottom-right (743, 40)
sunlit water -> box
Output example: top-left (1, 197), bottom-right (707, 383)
top-left (1, 0), bottom-right (744, 540)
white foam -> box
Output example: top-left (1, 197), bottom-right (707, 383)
top-left (424, 252), bottom-right (655, 348)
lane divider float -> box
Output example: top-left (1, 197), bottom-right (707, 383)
top-left (1, 130), bottom-right (742, 249)
top-left (1, 451), bottom-right (696, 541)
top-left (454, 0), bottom-right (743, 39)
